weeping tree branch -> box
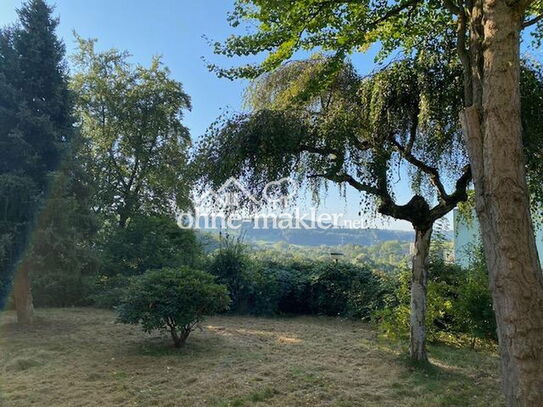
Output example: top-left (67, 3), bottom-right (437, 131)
top-left (389, 137), bottom-right (449, 202)
top-left (429, 164), bottom-right (472, 219)
top-left (299, 144), bottom-right (342, 157)
top-left (312, 171), bottom-right (383, 196)
top-left (346, 133), bottom-right (372, 152)
top-left (301, 142), bottom-right (403, 216)
top-left (301, 142), bottom-right (436, 227)
top-left (301, 143), bottom-right (383, 196)
top-left (300, 132), bottom-right (471, 228)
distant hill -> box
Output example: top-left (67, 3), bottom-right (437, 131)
top-left (194, 218), bottom-right (416, 247)
top-left (240, 226), bottom-right (415, 246)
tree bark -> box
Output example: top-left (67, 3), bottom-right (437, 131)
top-left (461, 2), bottom-right (543, 404)
top-left (14, 262), bottom-right (34, 324)
top-left (170, 326), bottom-right (191, 348)
top-left (410, 226), bottom-right (432, 363)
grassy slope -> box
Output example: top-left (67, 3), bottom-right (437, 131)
top-left (0, 308), bottom-right (503, 407)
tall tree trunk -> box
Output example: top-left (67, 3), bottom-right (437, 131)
top-left (14, 262), bottom-right (34, 324)
top-left (462, 2), bottom-right (543, 404)
top-left (410, 226), bottom-right (432, 363)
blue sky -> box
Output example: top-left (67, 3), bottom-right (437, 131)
top-left (0, 0), bottom-right (441, 231)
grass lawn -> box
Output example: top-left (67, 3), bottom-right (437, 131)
top-left (0, 308), bottom-right (503, 406)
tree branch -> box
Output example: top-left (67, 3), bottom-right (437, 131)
top-left (346, 134), bottom-right (371, 152)
top-left (445, 1), bottom-right (473, 105)
top-left (301, 141), bottom-right (385, 197)
top-left (428, 164), bottom-right (472, 220)
top-left (299, 144), bottom-right (341, 157)
top-left (306, 0), bottom-right (422, 38)
top-left (313, 172), bottom-right (383, 196)
top-left (389, 136), bottom-right (449, 202)
top-left (370, 0), bottom-right (422, 27)
top-left (107, 147), bottom-right (128, 189)
top-left (442, 0), bottom-right (462, 15)
top-left (522, 12), bottom-right (543, 28)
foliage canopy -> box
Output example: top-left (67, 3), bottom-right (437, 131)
top-left (71, 38), bottom-right (193, 227)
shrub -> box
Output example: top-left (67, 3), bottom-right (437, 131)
top-left (427, 260), bottom-right (463, 334)
top-left (452, 247), bottom-right (496, 343)
top-left (101, 215), bottom-right (201, 277)
top-left (90, 274), bottom-right (131, 309)
top-left (218, 255), bottom-right (385, 319)
top-left (308, 262), bottom-right (385, 319)
top-left (116, 267), bottom-right (230, 347)
top-left (375, 254), bottom-right (497, 345)
top-left (245, 263), bottom-right (283, 315)
top-left (373, 266), bottom-right (411, 340)
top-left (206, 236), bottom-right (252, 312)
top-left (32, 272), bottom-right (95, 307)
top-left (375, 262), bottom-right (460, 342)
top-left (95, 215), bottom-right (201, 307)
top-left (275, 262), bottom-right (314, 314)
top-left (240, 260), bottom-right (325, 316)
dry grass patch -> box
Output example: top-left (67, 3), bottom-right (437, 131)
top-left (0, 308), bottom-right (503, 406)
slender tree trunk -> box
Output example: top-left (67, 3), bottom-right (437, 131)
top-left (461, 2), bottom-right (543, 404)
top-left (14, 262), bottom-right (34, 324)
top-left (410, 226), bottom-right (432, 363)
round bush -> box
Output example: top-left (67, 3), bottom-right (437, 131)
top-left (116, 267), bottom-right (230, 347)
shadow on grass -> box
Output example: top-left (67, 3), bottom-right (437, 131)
top-left (429, 342), bottom-right (499, 370)
top-left (389, 347), bottom-right (501, 407)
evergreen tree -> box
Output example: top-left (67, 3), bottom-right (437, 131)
top-left (28, 136), bottom-right (100, 308)
top-left (0, 0), bottom-right (74, 322)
